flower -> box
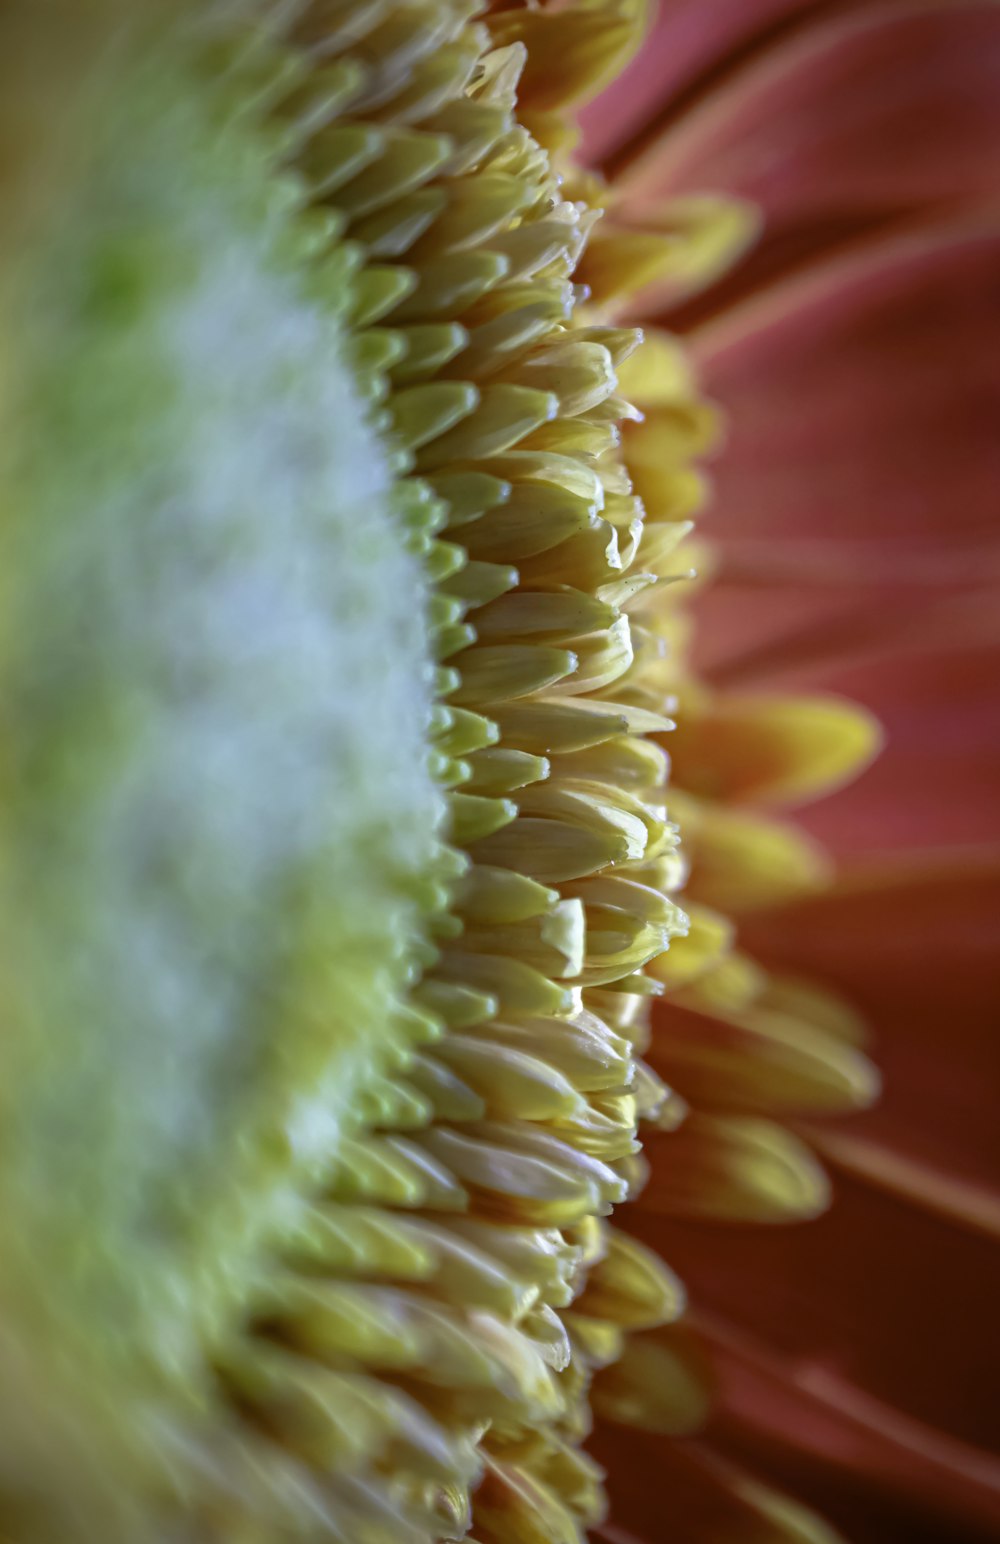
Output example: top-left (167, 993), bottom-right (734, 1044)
top-left (577, 3), bottom-right (1000, 1541)
top-left (1, 2), bottom-right (699, 1538)
top-left (5, 2), bottom-right (987, 1542)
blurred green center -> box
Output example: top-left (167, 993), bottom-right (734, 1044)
top-left (0, 22), bottom-right (442, 1515)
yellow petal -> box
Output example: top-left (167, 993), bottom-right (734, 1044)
top-left (575, 1229), bottom-right (686, 1329)
top-left (614, 192), bottom-right (761, 304)
top-left (642, 1114), bottom-right (831, 1223)
top-left (625, 384), bottom-right (725, 468)
top-left (487, 0), bottom-right (651, 112)
top-left (616, 326), bottom-right (696, 407)
top-left (650, 1000), bottom-right (881, 1117)
top-left (670, 692), bottom-right (884, 807)
top-left (575, 225), bottom-right (682, 308)
top-left (755, 972), bottom-right (870, 1048)
top-left (670, 791), bottom-right (832, 913)
top-left (474, 1455), bottom-right (584, 1544)
top-left (673, 949), bottom-right (768, 1016)
top-left (646, 901), bottom-right (733, 990)
top-left (590, 1322), bottom-right (714, 1435)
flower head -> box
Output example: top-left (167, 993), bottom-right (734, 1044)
top-left (3, 1), bottom-right (993, 1541)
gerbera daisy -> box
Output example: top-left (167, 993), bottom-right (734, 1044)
top-left (0, 2), bottom-right (923, 1541)
top-left (581, 3), bottom-right (1000, 1541)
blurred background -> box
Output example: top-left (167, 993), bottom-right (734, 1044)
top-left (580, 4), bottom-right (1000, 1541)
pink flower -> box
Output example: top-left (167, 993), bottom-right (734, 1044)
top-left (581, 4), bottom-right (1000, 1539)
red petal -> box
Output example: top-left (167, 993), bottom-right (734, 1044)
top-left (703, 1314), bottom-right (1000, 1544)
top-left (624, 1165), bottom-right (1000, 1513)
top-left (591, 1423), bottom-right (845, 1544)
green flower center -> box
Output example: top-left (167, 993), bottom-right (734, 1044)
top-left (0, 20), bottom-right (443, 1523)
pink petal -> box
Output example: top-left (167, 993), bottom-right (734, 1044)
top-left (691, 220), bottom-right (1000, 555)
top-left (622, 855), bottom-right (1000, 1537)
top-left (694, 594), bottom-right (1000, 853)
top-left (766, 628), bottom-right (1000, 854)
top-left (617, 1155), bottom-right (1000, 1540)
top-left (579, 0), bottom-right (812, 164)
top-left (740, 853), bottom-right (1000, 1193)
top-left (611, 3), bottom-right (1000, 244)
top-left (681, 220), bottom-right (1000, 818)
top-left (667, 218), bottom-right (1000, 852)
top-left (639, 1162), bottom-right (1000, 1444)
